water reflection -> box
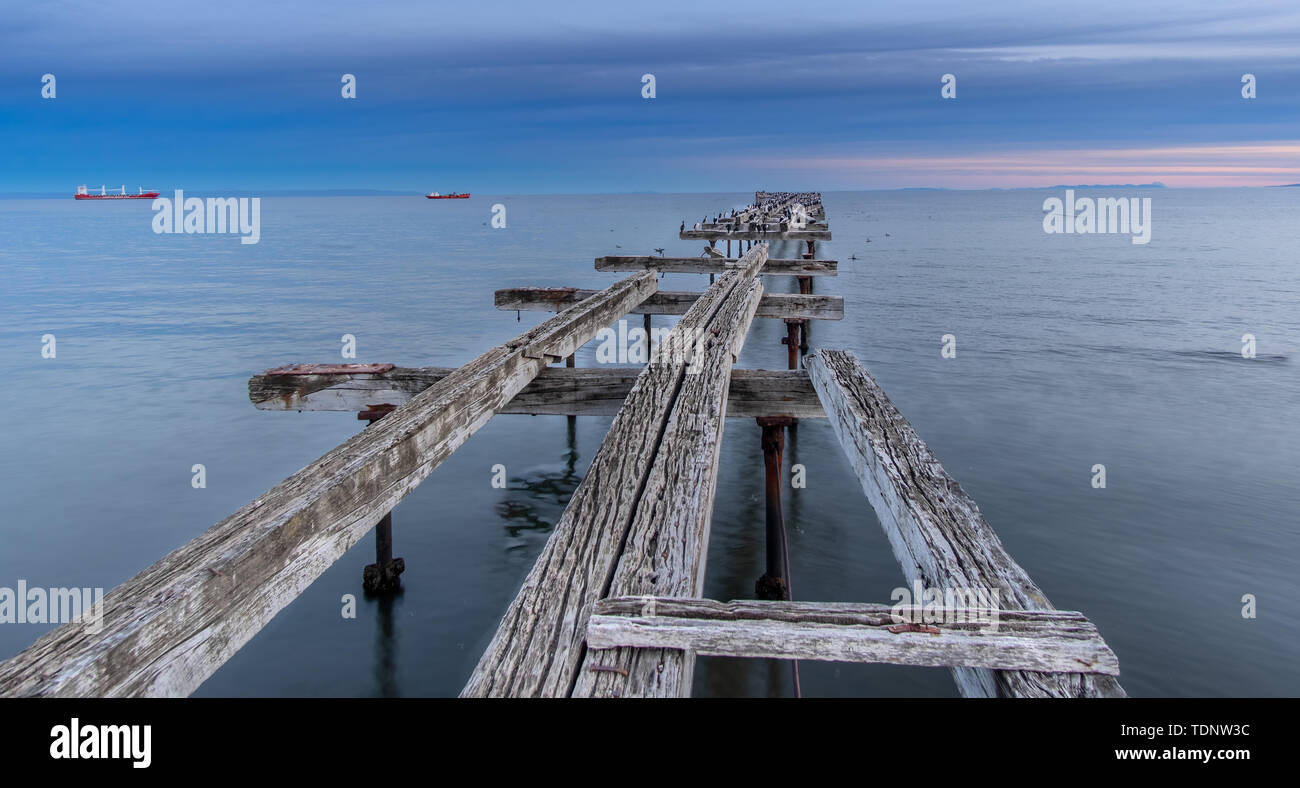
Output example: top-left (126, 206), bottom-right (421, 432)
top-left (493, 420), bottom-right (582, 536)
top-left (371, 591), bottom-right (401, 698)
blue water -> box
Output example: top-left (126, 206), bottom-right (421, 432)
top-left (0, 190), bottom-right (1296, 696)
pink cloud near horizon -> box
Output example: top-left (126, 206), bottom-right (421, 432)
top-left (706, 142), bottom-right (1300, 188)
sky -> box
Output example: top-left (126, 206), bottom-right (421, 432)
top-left (3, 0), bottom-right (1300, 192)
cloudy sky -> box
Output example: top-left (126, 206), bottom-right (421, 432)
top-left (4, 0), bottom-right (1299, 192)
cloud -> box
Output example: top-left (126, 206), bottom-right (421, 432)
top-left (4, 0), bottom-right (1299, 190)
top-left (700, 142), bottom-right (1300, 188)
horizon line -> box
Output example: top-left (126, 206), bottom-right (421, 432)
top-left (5, 183), bottom-right (1299, 199)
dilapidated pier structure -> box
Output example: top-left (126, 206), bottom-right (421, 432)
top-left (0, 191), bottom-right (1123, 698)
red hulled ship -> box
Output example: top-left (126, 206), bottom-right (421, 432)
top-left (75, 185), bottom-right (160, 200)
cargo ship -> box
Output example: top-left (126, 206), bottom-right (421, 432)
top-left (75, 185), bottom-right (160, 200)
top-left (425, 191), bottom-right (469, 199)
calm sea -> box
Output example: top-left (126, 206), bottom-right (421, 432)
top-left (0, 190), bottom-right (1296, 697)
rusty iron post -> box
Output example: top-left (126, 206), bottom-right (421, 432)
top-left (565, 353), bottom-right (576, 429)
top-left (803, 239), bottom-right (815, 260)
top-left (781, 319), bottom-right (801, 370)
top-left (798, 275), bottom-right (812, 355)
top-left (359, 404), bottom-right (405, 594)
top-left (374, 512), bottom-right (394, 564)
top-left (755, 416), bottom-right (792, 601)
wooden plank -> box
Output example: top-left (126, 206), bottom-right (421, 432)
top-left (804, 349), bottom-right (1126, 698)
top-left (595, 256), bottom-right (837, 276)
top-left (586, 597), bottom-right (1120, 676)
top-left (496, 288), bottom-right (843, 320)
top-left (694, 223), bottom-right (829, 233)
top-left (0, 272), bottom-right (657, 698)
top-left (463, 245), bottom-right (769, 698)
top-left (680, 229), bottom-right (831, 241)
top-left (250, 366), bottom-right (826, 419)
top-left (571, 273), bottom-right (764, 698)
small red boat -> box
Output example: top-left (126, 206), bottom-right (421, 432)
top-left (75, 185), bottom-right (159, 200)
top-left (425, 191), bottom-right (469, 199)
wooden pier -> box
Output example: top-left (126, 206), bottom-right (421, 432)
top-left (0, 191), bottom-right (1123, 698)
top-left (682, 191), bottom-right (831, 242)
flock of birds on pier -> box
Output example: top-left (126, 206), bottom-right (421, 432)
top-left (616, 191), bottom-right (895, 260)
top-left (681, 191), bottom-right (827, 235)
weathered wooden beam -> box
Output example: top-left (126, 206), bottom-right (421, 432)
top-left (463, 245), bottom-right (769, 698)
top-left (804, 349), bottom-right (1126, 698)
top-left (250, 366), bottom-right (825, 419)
top-left (709, 217), bottom-right (826, 229)
top-left (680, 229), bottom-right (831, 241)
top-left (595, 256), bottom-right (837, 276)
top-left (586, 597), bottom-right (1120, 675)
top-left (496, 288), bottom-right (843, 320)
top-left (0, 272), bottom-right (658, 698)
top-left (571, 265), bottom-right (765, 697)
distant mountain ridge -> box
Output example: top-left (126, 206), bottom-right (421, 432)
top-left (889, 182), bottom-right (1169, 192)
top-left (994, 182), bottom-right (1167, 190)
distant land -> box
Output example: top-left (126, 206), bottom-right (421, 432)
top-left (14, 182), bottom-right (1300, 199)
top-left (253, 189), bottom-right (424, 196)
top-left (890, 183), bottom-right (1169, 192)
top-left (188, 189), bottom-right (425, 197)
top-left (994, 182), bottom-right (1167, 190)
top-left (0, 188), bottom-right (426, 199)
